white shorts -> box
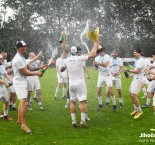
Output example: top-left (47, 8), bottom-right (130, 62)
top-left (7, 86), bottom-right (15, 93)
top-left (58, 76), bottom-right (68, 84)
top-left (130, 78), bottom-right (143, 95)
top-left (0, 86), bottom-right (9, 102)
top-left (13, 84), bottom-right (28, 100)
top-left (69, 80), bottom-right (87, 102)
top-left (27, 76), bottom-right (41, 91)
top-left (111, 76), bottom-right (122, 89)
top-left (147, 80), bottom-right (155, 93)
top-left (97, 75), bottom-right (113, 88)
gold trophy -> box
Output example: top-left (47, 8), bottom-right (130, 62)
top-left (86, 27), bottom-right (99, 42)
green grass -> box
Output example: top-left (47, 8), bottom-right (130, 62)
top-left (0, 67), bottom-right (155, 145)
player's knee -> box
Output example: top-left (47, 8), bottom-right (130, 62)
top-left (36, 89), bottom-right (41, 96)
top-left (97, 90), bottom-right (101, 96)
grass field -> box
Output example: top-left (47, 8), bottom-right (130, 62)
top-left (0, 67), bottom-right (155, 145)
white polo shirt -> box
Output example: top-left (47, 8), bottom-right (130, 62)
top-left (63, 55), bottom-right (88, 84)
top-left (110, 57), bottom-right (123, 76)
top-left (133, 57), bottom-right (145, 79)
top-left (12, 52), bottom-right (27, 85)
top-left (95, 54), bottom-right (111, 77)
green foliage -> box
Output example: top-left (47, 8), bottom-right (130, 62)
top-left (0, 0), bottom-right (155, 58)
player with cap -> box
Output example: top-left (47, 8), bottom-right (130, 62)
top-left (12, 40), bottom-right (45, 134)
top-left (61, 41), bottom-right (98, 128)
top-left (0, 54), bottom-right (13, 120)
top-left (126, 48), bottom-right (145, 119)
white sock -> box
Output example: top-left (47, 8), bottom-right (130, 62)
top-left (66, 98), bottom-right (70, 104)
top-left (146, 98), bottom-right (151, 105)
top-left (142, 88), bottom-right (147, 96)
top-left (134, 104), bottom-right (137, 110)
top-left (111, 96), bottom-right (116, 105)
top-left (106, 97), bottom-right (110, 103)
top-left (38, 102), bottom-right (42, 106)
top-left (63, 87), bottom-right (66, 97)
top-left (55, 87), bottom-right (59, 97)
top-left (71, 113), bottom-right (76, 123)
top-left (4, 110), bottom-right (8, 116)
top-left (119, 98), bottom-right (123, 104)
top-left (137, 106), bottom-right (142, 112)
top-left (81, 112), bottom-right (86, 122)
top-left (98, 96), bottom-right (102, 105)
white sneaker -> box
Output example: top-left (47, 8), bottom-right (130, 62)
top-left (80, 120), bottom-right (87, 128)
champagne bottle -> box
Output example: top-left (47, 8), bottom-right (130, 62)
top-left (41, 66), bottom-right (48, 74)
top-left (9, 82), bottom-right (13, 86)
top-left (124, 71), bottom-right (129, 78)
top-left (59, 32), bottom-right (65, 43)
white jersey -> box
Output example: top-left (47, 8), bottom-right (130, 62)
top-left (144, 58), bottom-right (151, 69)
top-left (12, 52), bottom-right (27, 85)
top-left (63, 55), bottom-right (88, 84)
top-left (133, 57), bottom-right (145, 79)
top-left (56, 57), bottom-right (68, 78)
top-left (95, 54), bottom-right (111, 77)
top-left (109, 57), bottom-right (123, 76)
top-left (0, 65), bottom-right (6, 87)
top-left (2, 59), bottom-right (9, 68)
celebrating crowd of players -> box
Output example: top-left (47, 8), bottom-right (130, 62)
top-left (0, 40), bottom-right (155, 134)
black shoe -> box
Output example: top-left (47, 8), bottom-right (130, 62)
top-left (72, 122), bottom-right (78, 128)
top-left (120, 103), bottom-right (123, 108)
top-left (33, 98), bottom-right (38, 103)
top-left (113, 105), bottom-right (117, 112)
top-left (105, 103), bottom-right (109, 108)
top-left (54, 96), bottom-right (57, 100)
top-left (97, 104), bottom-right (103, 112)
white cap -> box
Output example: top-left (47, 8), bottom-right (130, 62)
top-left (71, 46), bottom-right (77, 53)
top-left (0, 54), bottom-right (3, 59)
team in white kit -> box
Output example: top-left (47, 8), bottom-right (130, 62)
top-left (1, 40), bottom-right (155, 133)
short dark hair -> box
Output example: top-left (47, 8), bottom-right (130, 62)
top-left (97, 47), bottom-right (105, 54)
top-left (134, 48), bottom-right (142, 54)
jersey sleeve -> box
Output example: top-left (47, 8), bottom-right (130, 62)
top-left (78, 56), bottom-right (88, 61)
top-left (16, 59), bottom-right (26, 69)
top-left (136, 59), bottom-right (144, 69)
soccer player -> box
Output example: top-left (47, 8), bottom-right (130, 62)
top-left (140, 52), bottom-right (151, 98)
top-left (61, 41), bottom-right (98, 127)
top-left (1, 51), bottom-right (9, 69)
top-left (6, 66), bottom-right (17, 111)
top-left (54, 50), bottom-right (68, 100)
top-left (141, 51), bottom-right (155, 108)
top-left (26, 51), bottom-right (44, 110)
top-left (127, 49), bottom-right (145, 119)
top-left (109, 50), bottom-right (124, 108)
top-left (93, 47), bottom-right (116, 112)
top-left (0, 54), bottom-right (13, 120)
top-left (12, 41), bottom-right (44, 134)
